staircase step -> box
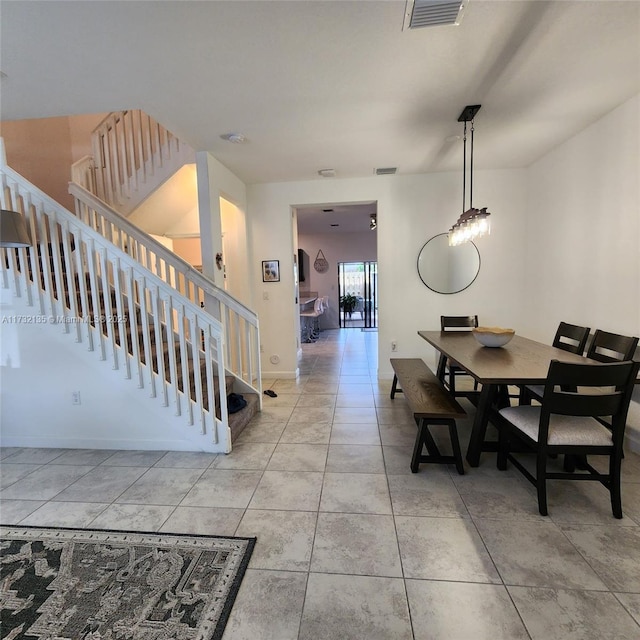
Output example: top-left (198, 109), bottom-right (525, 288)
top-left (229, 392), bottom-right (260, 442)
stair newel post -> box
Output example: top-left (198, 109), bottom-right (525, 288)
top-left (72, 231), bottom-right (93, 350)
top-left (91, 123), bottom-right (106, 203)
top-left (150, 285), bottom-right (169, 408)
top-left (101, 122), bottom-right (115, 207)
top-left (177, 302), bottom-right (194, 426)
top-left (97, 248), bottom-right (118, 369)
top-left (24, 198), bottom-right (43, 311)
top-left (48, 211), bottom-right (68, 332)
top-left (124, 111), bottom-right (138, 193)
top-left (133, 110), bottom-right (147, 183)
top-left (124, 267), bottom-right (143, 389)
top-left (60, 220), bottom-right (82, 342)
top-left (85, 241), bottom-right (106, 361)
top-left (3, 180), bottom-right (30, 305)
top-left (161, 291), bottom-right (181, 416)
top-left (136, 274), bottom-right (156, 398)
top-left (205, 324), bottom-right (221, 446)
top-left (187, 310), bottom-right (206, 434)
top-left (111, 256), bottom-right (131, 379)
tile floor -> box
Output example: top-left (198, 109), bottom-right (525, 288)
top-left (2, 329), bottom-right (640, 639)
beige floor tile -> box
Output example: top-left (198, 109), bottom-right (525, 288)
top-left (407, 580), bottom-right (529, 640)
top-left (236, 509), bottom-right (317, 571)
top-left (299, 573), bottom-right (412, 640)
top-left (249, 471), bottom-right (323, 511)
top-left (311, 512), bottom-right (402, 577)
top-left (476, 518), bottom-right (608, 590)
top-left (267, 444), bottom-right (328, 472)
top-left (222, 569), bottom-right (307, 640)
top-left (320, 472), bottom-right (392, 514)
top-left (396, 515), bottom-right (501, 583)
top-left (509, 586), bottom-right (640, 640)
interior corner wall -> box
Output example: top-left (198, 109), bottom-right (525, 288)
top-left (248, 170), bottom-right (527, 379)
top-left (221, 197), bottom-right (252, 307)
top-left (523, 94), bottom-right (639, 341)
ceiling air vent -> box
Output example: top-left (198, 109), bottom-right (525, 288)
top-left (375, 167), bottom-right (397, 175)
top-left (403, 0), bottom-right (467, 30)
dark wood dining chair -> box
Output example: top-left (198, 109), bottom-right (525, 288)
top-left (496, 359), bottom-right (639, 518)
top-left (436, 315), bottom-right (478, 398)
top-left (520, 321), bottom-right (591, 404)
top-left (586, 329), bottom-right (639, 364)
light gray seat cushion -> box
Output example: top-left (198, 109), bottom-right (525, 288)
top-left (525, 385), bottom-right (614, 401)
top-left (499, 405), bottom-right (613, 446)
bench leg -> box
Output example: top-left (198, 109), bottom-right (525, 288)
top-left (411, 419), bottom-right (465, 475)
top-left (411, 420), bottom-right (428, 473)
top-left (417, 417), bottom-right (441, 457)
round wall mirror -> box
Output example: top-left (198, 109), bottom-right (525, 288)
top-left (417, 233), bottom-right (480, 294)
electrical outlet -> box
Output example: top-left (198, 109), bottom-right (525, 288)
top-left (71, 391), bottom-right (81, 405)
top-left (391, 341), bottom-right (397, 352)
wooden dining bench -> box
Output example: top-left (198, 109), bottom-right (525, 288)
top-left (390, 358), bottom-right (466, 474)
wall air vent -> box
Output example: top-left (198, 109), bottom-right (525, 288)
top-left (375, 167), bottom-right (397, 175)
top-left (403, 0), bottom-right (467, 30)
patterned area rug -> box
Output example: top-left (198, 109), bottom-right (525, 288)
top-left (0, 526), bottom-right (255, 640)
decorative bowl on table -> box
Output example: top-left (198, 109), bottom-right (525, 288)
top-left (472, 326), bottom-right (515, 348)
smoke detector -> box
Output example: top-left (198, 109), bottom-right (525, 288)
top-left (403, 0), bottom-right (467, 30)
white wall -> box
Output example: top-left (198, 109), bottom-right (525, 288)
top-left (2, 113), bottom-right (106, 211)
top-left (221, 197), bottom-right (252, 307)
top-left (248, 170), bottom-right (527, 378)
top-left (0, 293), bottom-right (219, 452)
top-left (523, 94), bottom-right (640, 450)
top-left (523, 94), bottom-right (639, 341)
top-left (129, 164), bottom-right (199, 236)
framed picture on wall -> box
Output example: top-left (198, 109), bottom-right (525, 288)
top-left (262, 260), bottom-right (280, 282)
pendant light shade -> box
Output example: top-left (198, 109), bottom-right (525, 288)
top-left (0, 209), bottom-right (32, 248)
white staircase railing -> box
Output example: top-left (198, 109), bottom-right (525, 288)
top-left (1, 163), bottom-right (234, 451)
top-left (71, 109), bottom-right (195, 215)
top-left (69, 182), bottom-right (262, 397)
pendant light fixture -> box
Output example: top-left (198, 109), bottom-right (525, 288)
top-left (0, 209), bottom-right (32, 248)
top-left (448, 105), bottom-right (491, 246)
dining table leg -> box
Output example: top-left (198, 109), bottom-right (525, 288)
top-left (465, 383), bottom-right (499, 467)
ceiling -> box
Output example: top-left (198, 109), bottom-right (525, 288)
top-left (1, 1), bottom-right (639, 190)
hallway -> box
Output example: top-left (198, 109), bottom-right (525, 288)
top-left (1, 329), bottom-right (640, 638)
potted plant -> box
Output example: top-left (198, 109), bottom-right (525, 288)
top-left (339, 293), bottom-right (358, 318)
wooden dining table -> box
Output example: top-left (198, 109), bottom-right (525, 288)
top-left (418, 330), bottom-right (596, 467)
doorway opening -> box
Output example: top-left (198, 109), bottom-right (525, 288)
top-left (338, 261), bottom-right (378, 329)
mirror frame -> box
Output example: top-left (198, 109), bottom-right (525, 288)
top-left (416, 233), bottom-right (481, 295)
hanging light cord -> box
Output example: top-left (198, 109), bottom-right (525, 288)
top-left (469, 117), bottom-right (475, 210)
top-left (462, 120), bottom-right (467, 213)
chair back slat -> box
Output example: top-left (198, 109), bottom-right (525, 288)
top-left (586, 329), bottom-right (639, 363)
top-left (541, 360), bottom-right (639, 418)
top-left (553, 322), bottom-right (590, 355)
